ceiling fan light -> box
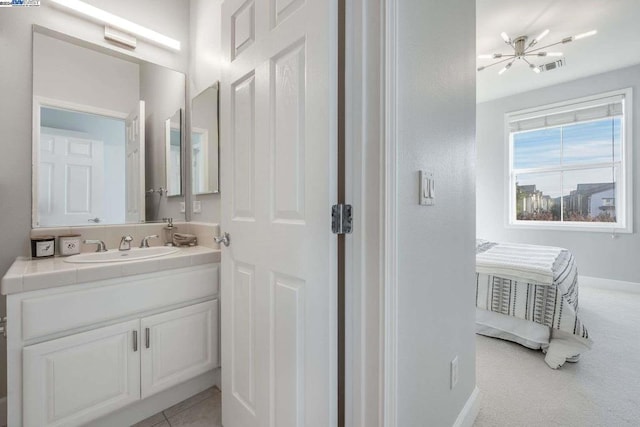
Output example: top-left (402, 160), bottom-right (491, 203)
top-left (535, 29), bottom-right (550, 42)
top-left (498, 63), bottom-right (512, 75)
top-left (574, 30), bottom-right (597, 40)
top-left (500, 32), bottom-right (511, 43)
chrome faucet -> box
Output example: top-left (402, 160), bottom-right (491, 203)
top-left (139, 235), bottom-right (159, 248)
top-left (84, 239), bottom-right (107, 252)
top-left (119, 235), bottom-right (134, 251)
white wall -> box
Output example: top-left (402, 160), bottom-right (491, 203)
top-left (188, 0), bottom-right (223, 224)
top-left (396, 0), bottom-right (477, 425)
top-left (0, 0), bottom-right (190, 401)
top-left (477, 64), bottom-right (640, 284)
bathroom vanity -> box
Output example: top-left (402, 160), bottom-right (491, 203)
top-left (1, 247), bottom-right (220, 427)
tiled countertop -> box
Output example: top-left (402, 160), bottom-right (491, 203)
top-left (1, 246), bottom-right (221, 295)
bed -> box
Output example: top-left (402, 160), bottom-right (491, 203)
top-left (475, 239), bottom-right (592, 369)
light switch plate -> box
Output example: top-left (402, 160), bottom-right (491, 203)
top-left (180, 202), bottom-right (186, 213)
top-left (193, 200), bottom-right (202, 214)
top-left (419, 170), bottom-right (435, 206)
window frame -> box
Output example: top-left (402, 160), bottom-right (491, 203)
top-left (504, 88), bottom-right (633, 233)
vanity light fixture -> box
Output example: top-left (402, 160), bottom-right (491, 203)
top-left (104, 26), bottom-right (137, 50)
top-left (50, 0), bottom-right (181, 51)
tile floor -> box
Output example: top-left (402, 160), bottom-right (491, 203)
top-left (132, 387), bottom-right (221, 427)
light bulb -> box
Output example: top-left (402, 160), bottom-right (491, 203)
top-left (501, 32), bottom-right (511, 43)
top-left (574, 30), bottom-right (597, 40)
top-left (498, 63), bottom-right (512, 75)
top-left (546, 52), bottom-right (563, 57)
top-left (478, 54), bottom-right (493, 59)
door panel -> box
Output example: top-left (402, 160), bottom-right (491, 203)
top-left (22, 320), bottom-right (140, 427)
top-left (38, 130), bottom-right (104, 226)
top-left (141, 300), bottom-right (218, 399)
top-left (221, 0), bottom-right (337, 426)
top-left (125, 100), bottom-right (145, 223)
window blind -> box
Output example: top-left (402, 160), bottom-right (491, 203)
top-left (508, 95), bottom-right (624, 132)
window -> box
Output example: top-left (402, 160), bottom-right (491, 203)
top-left (507, 89), bottom-right (632, 232)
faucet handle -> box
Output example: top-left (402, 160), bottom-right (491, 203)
top-left (119, 235), bottom-right (134, 251)
top-left (140, 234), bottom-right (159, 248)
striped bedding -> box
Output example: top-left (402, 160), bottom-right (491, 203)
top-left (476, 239), bottom-right (592, 369)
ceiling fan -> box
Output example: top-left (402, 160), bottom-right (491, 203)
top-left (477, 29), bottom-right (597, 74)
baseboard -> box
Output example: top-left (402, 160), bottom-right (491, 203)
top-left (0, 396), bottom-right (6, 427)
top-left (579, 275), bottom-right (640, 294)
top-left (452, 387), bottom-right (481, 427)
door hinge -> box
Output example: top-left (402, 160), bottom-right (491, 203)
top-left (0, 317), bottom-right (7, 338)
top-left (332, 204), bottom-right (353, 234)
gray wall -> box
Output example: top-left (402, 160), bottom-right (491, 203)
top-left (140, 62), bottom-right (186, 222)
top-left (33, 32), bottom-right (140, 113)
top-left (0, 0), bottom-right (189, 400)
top-left (477, 64), bottom-right (640, 283)
top-left (188, 0), bottom-right (222, 223)
top-left (396, 0), bottom-right (477, 425)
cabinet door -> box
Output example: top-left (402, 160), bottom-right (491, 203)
top-left (23, 319), bottom-right (141, 427)
top-left (141, 299), bottom-right (218, 398)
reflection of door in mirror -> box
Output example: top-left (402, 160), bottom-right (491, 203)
top-left (191, 84), bottom-right (219, 194)
top-left (36, 104), bottom-right (131, 227)
top-left (165, 109), bottom-right (182, 197)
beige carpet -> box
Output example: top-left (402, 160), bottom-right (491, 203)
top-left (474, 285), bottom-right (640, 427)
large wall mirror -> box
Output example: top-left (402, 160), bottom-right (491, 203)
top-left (32, 27), bottom-right (186, 228)
top-left (191, 83), bottom-right (219, 195)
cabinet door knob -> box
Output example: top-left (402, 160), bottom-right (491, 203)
top-left (145, 328), bottom-right (150, 349)
top-left (133, 330), bottom-right (138, 352)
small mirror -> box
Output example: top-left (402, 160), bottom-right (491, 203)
top-left (166, 109), bottom-right (182, 196)
top-left (191, 84), bottom-right (219, 195)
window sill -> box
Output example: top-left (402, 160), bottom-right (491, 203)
top-left (506, 221), bottom-right (632, 234)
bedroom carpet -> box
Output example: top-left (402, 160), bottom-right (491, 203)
top-left (474, 285), bottom-right (640, 427)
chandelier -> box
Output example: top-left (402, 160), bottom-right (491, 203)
top-left (477, 29), bottom-right (597, 74)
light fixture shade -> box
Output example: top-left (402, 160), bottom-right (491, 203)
top-left (50, 0), bottom-right (181, 51)
top-left (574, 30), bottom-right (597, 40)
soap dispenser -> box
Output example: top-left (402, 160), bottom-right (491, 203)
top-left (163, 217), bottom-right (176, 246)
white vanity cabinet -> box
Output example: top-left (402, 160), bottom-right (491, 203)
top-left (5, 261), bottom-right (221, 427)
top-left (141, 300), bottom-right (219, 398)
top-left (23, 320), bottom-right (142, 427)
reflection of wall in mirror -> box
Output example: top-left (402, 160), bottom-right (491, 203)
top-left (140, 62), bottom-right (186, 221)
top-left (191, 86), bottom-right (219, 195)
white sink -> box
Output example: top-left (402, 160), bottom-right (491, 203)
top-left (64, 247), bottom-right (179, 263)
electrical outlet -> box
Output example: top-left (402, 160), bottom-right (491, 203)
top-left (193, 200), bottom-right (202, 214)
top-left (180, 202), bottom-right (186, 213)
top-left (450, 356), bottom-right (459, 389)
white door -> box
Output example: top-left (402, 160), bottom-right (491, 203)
top-left (220, 0), bottom-right (338, 426)
top-left (22, 320), bottom-right (141, 427)
top-left (141, 300), bottom-right (219, 399)
top-left (38, 128), bottom-right (104, 227)
top-left (126, 100), bottom-right (145, 223)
